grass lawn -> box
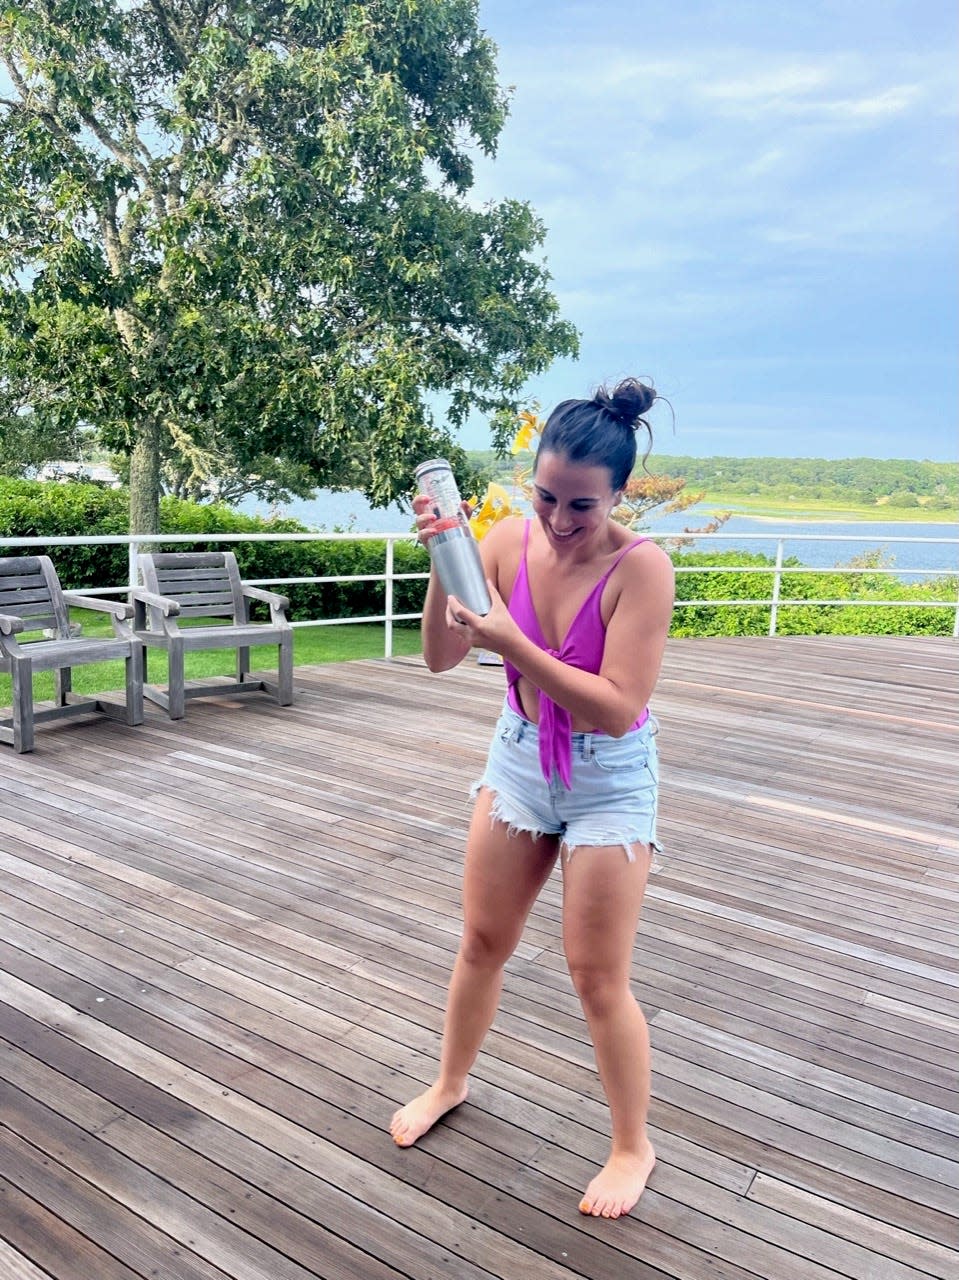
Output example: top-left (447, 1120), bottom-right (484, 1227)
top-left (699, 495), bottom-right (958, 522)
top-left (0, 611), bottom-right (424, 705)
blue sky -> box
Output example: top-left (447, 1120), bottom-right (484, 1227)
top-left (466, 0), bottom-right (958, 460)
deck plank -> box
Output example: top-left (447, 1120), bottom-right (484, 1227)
top-left (1, 635), bottom-right (957, 1279)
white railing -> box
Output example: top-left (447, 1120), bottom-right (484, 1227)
top-left (1, 529), bottom-right (957, 651)
top-left (657, 531), bottom-right (959, 637)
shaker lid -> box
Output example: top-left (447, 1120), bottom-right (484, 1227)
top-left (414, 458), bottom-right (451, 477)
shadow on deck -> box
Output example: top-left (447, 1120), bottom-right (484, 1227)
top-left (0, 635), bottom-right (957, 1280)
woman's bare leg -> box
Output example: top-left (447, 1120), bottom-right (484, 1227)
top-left (562, 842), bottom-right (655, 1218)
top-left (390, 789), bottom-right (559, 1146)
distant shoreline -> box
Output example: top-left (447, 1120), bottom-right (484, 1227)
top-left (701, 500), bottom-right (958, 526)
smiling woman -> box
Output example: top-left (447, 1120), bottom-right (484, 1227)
top-left (394, 377), bottom-right (676, 1220)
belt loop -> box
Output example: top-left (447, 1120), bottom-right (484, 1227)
top-left (515, 719), bottom-right (526, 744)
top-left (581, 732), bottom-right (593, 761)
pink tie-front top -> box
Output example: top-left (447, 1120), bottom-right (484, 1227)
top-left (503, 521), bottom-right (649, 788)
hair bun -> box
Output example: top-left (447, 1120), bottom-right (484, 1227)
top-left (594, 377), bottom-right (657, 430)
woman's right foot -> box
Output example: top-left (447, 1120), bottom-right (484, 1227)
top-left (389, 1082), bottom-right (469, 1147)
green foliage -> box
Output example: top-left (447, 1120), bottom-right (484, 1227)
top-left (1, 480), bottom-right (952, 638)
top-left (0, 475), bottom-right (429, 616)
top-left (669, 549), bottom-right (956, 637)
top-left (0, 476), bottom-right (130, 586)
top-left (885, 489), bottom-right (920, 508)
top-left (645, 455), bottom-right (958, 510)
top-left (0, 406), bottom-right (86, 476)
top-left (0, 0), bottom-right (579, 532)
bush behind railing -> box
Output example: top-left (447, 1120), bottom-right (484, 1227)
top-left (1, 479), bottom-right (954, 636)
top-left (670, 550), bottom-right (956, 636)
top-left (0, 478), bottom-right (431, 620)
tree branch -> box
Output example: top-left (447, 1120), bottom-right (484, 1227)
top-left (76, 107), bottom-right (152, 187)
top-left (146, 0), bottom-right (191, 70)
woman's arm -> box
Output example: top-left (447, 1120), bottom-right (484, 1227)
top-left (417, 497), bottom-right (512, 672)
top-left (457, 542), bottom-right (675, 735)
top-left (421, 564), bottom-right (473, 671)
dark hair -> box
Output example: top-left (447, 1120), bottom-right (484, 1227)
top-left (535, 377), bottom-right (658, 491)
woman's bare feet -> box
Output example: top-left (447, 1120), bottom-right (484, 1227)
top-left (579, 1141), bottom-right (656, 1219)
top-left (389, 1082), bottom-right (469, 1147)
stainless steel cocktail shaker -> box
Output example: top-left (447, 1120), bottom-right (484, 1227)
top-left (414, 459), bottom-right (491, 616)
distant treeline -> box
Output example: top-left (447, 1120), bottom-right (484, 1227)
top-left (646, 456), bottom-right (957, 508)
top-left (467, 452), bottom-right (958, 510)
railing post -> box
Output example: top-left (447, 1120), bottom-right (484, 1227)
top-left (768, 539), bottom-right (785, 636)
top-left (953, 585), bottom-right (959, 639)
top-left (384, 537), bottom-right (395, 658)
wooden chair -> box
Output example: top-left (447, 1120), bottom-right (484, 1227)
top-left (0, 555), bottom-right (144, 754)
top-left (133, 551), bottom-right (294, 720)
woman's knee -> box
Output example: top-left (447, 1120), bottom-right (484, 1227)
top-left (459, 922), bottom-right (518, 970)
top-left (566, 958), bottom-right (630, 1016)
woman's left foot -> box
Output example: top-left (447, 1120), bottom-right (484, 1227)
top-left (579, 1142), bottom-right (656, 1219)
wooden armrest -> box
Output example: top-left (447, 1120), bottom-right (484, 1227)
top-left (243, 585), bottom-right (291, 611)
top-left (130, 588), bottom-right (181, 616)
top-left (242, 585), bottom-right (291, 620)
top-left (62, 591), bottom-right (134, 620)
top-left (0, 612), bottom-right (25, 637)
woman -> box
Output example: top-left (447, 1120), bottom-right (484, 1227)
top-left (390, 378), bottom-right (675, 1220)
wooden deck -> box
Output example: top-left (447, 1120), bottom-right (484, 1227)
top-left (0, 635), bottom-right (957, 1280)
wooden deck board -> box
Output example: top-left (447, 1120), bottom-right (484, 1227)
top-left (1, 635), bottom-right (957, 1279)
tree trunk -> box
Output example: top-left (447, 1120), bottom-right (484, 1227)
top-left (129, 419), bottom-right (161, 533)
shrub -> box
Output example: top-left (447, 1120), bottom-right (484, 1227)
top-left (0, 480), bottom-right (952, 635)
top-left (669, 548), bottom-right (956, 637)
top-left (0, 477), bottom-right (130, 587)
top-left (0, 477), bottom-right (429, 622)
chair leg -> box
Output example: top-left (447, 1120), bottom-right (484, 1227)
top-left (237, 646), bottom-right (250, 683)
top-left (167, 643), bottom-right (186, 719)
top-left (55, 666), bottom-right (72, 706)
top-left (278, 636), bottom-right (293, 706)
top-left (11, 658), bottom-right (35, 753)
top-left (127, 643), bottom-right (144, 725)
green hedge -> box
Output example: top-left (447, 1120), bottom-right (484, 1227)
top-left (0, 478), bottom-right (429, 623)
top-left (671, 550), bottom-right (956, 636)
top-left (1, 480), bottom-right (954, 635)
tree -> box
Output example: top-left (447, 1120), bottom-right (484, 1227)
top-left (0, 1), bottom-right (578, 531)
top-left (0, 370), bottom-right (85, 476)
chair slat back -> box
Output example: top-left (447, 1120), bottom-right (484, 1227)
top-left (0, 555), bottom-right (70, 637)
top-left (139, 552), bottom-right (245, 620)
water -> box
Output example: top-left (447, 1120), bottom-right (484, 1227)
top-left (240, 490), bottom-right (411, 534)
top-left (240, 491), bottom-right (959, 581)
top-left (646, 510), bottom-right (959, 582)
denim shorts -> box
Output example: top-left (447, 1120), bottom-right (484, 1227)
top-left (471, 702), bottom-right (662, 864)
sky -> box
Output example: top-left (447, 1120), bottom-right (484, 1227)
top-left (465, 0), bottom-right (958, 461)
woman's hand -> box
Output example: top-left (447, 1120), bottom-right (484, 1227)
top-left (413, 493), bottom-right (473, 546)
top-left (445, 580), bottom-right (516, 656)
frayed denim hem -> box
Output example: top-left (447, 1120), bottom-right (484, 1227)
top-left (469, 779), bottom-right (554, 843)
top-left (563, 834), bottom-right (663, 873)
top-left (470, 779), bottom-right (663, 872)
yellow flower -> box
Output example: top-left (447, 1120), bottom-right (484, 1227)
top-left (469, 482), bottom-right (518, 540)
top-left (468, 411), bottom-right (542, 539)
top-left (510, 410), bottom-right (543, 455)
